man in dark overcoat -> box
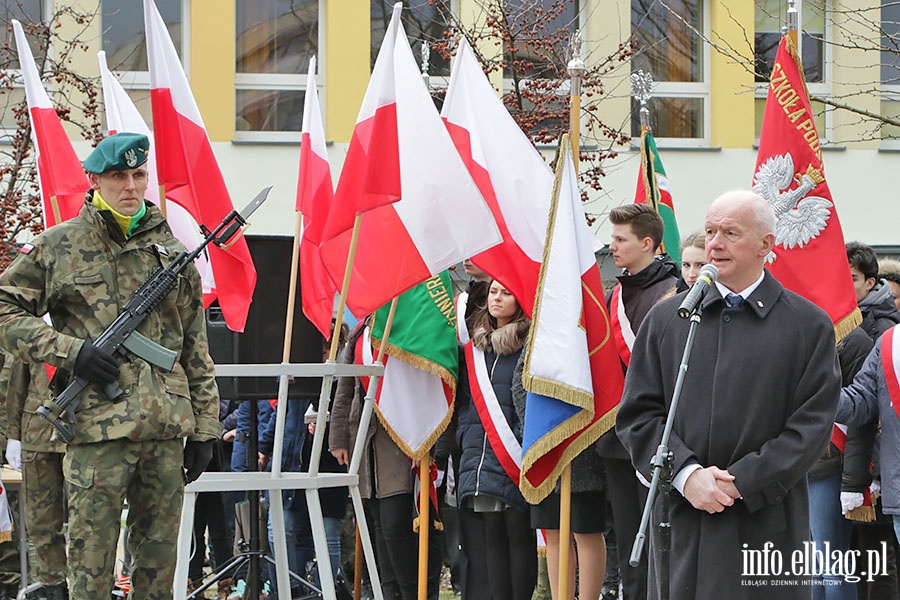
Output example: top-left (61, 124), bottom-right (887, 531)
top-left (616, 190), bottom-right (841, 599)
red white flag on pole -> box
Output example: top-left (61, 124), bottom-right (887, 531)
top-left (98, 51), bottom-right (215, 300)
top-left (440, 37), bottom-right (550, 318)
top-left (144, 0), bottom-right (256, 332)
top-left (12, 19), bottom-right (86, 228)
top-left (319, 3), bottom-right (501, 318)
top-left (296, 56), bottom-right (337, 339)
top-left (520, 139), bottom-right (624, 502)
top-left (753, 35), bottom-right (859, 338)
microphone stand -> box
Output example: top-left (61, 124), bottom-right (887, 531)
top-left (629, 303), bottom-right (705, 600)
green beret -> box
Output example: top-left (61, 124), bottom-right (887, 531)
top-left (83, 132), bottom-right (150, 174)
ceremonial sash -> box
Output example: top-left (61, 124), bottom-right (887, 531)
top-left (464, 341), bottom-right (521, 484)
top-left (355, 325), bottom-right (377, 395)
top-left (832, 423), bottom-right (848, 453)
top-left (455, 292), bottom-right (470, 344)
top-left (609, 286), bottom-right (634, 367)
top-left (881, 326), bottom-right (900, 420)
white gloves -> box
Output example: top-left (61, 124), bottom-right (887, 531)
top-left (840, 491), bottom-right (864, 515)
top-left (5, 440), bottom-right (21, 471)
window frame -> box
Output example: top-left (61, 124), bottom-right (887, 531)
top-left (753, 0), bottom-right (832, 145)
top-left (233, 0), bottom-right (324, 142)
top-left (630, 0), bottom-right (711, 148)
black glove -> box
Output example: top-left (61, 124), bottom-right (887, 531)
top-left (73, 342), bottom-right (120, 384)
top-left (183, 440), bottom-right (215, 483)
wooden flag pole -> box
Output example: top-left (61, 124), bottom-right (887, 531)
top-left (418, 456), bottom-right (430, 600)
top-left (158, 184), bottom-right (167, 219)
top-left (49, 195), bottom-right (61, 227)
top-left (556, 30), bottom-right (586, 600)
top-left (786, 0), bottom-right (799, 48)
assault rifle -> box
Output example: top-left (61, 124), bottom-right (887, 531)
top-left (37, 187), bottom-right (271, 442)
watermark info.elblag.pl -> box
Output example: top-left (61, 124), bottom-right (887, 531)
top-left (742, 542), bottom-right (889, 585)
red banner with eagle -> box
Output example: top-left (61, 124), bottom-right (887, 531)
top-left (753, 34), bottom-right (860, 340)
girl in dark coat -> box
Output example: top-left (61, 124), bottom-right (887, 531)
top-left (456, 280), bottom-right (536, 600)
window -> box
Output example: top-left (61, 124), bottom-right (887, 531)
top-left (371, 0), bottom-right (452, 79)
top-left (1, 0), bottom-right (45, 68)
top-left (631, 0), bottom-right (708, 144)
top-left (235, 0), bottom-right (318, 138)
top-left (882, 0), bottom-right (900, 143)
top-left (1, 1), bottom-right (46, 137)
top-left (754, 0), bottom-right (829, 140)
top-left (100, 0), bottom-right (184, 126)
top-left (498, 0), bottom-right (580, 143)
top-left (101, 0), bottom-right (182, 72)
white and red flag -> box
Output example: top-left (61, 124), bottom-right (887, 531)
top-left (144, 0), bottom-right (256, 332)
top-left (753, 35), bottom-right (859, 338)
top-left (440, 37), bottom-right (551, 318)
top-left (318, 3), bottom-right (501, 318)
top-left (296, 56), bottom-right (337, 339)
top-left (97, 51), bottom-right (214, 298)
top-left (12, 20), bottom-right (86, 227)
top-left (520, 139), bottom-right (624, 502)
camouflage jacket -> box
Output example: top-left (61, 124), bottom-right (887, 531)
top-left (0, 196), bottom-right (220, 445)
top-left (3, 356), bottom-right (65, 453)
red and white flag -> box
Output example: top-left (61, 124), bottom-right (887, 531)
top-left (296, 56), bottom-right (337, 339)
top-left (144, 0), bottom-right (256, 332)
top-left (520, 140), bottom-right (624, 502)
top-left (12, 20), bottom-right (86, 228)
top-left (441, 37), bottom-right (550, 318)
top-left (98, 51), bottom-right (214, 298)
top-left (753, 35), bottom-right (859, 338)
top-left (319, 4), bottom-right (501, 318)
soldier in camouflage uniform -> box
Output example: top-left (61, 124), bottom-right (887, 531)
top-left (4, 356), bottom-right (68, 600)
top-left (0, 132), bottom-right (220, 600)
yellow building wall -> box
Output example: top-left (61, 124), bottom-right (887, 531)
top-left (709, 0), bottom-right (755, 148)
top-left (191, 0), bottom-right (235, 142)
top-left (324, 0), bottom-right (370, 143)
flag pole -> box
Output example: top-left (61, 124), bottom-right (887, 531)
top-left (557, 30), bottom-right (585, 600)
top-left (786, 0), bottom-right (799, 49)
top-left (49, 195), bottom-right (61, 227)
top-left (416, 39), bottom-right (433, 600)
top-left (158, 184), bottom-right (167, 218)
top-left (418, 456), bottom-right (430, 600)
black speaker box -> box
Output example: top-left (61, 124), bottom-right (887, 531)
top-left (206, 235), bottom-right (325, 402)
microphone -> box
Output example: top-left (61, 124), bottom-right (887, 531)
top-left (678, 264), bottom-right (719, 319)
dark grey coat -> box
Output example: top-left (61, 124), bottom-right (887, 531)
top-left (616, 271), bottom-right (840, 600)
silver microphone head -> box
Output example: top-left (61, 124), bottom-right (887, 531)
top-left (698, 263), bottom-right (718, 283)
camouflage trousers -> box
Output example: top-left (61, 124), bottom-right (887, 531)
top-left (65, 438), bottom-right (184, 600)
top-left (22, 449), bottom-right (66, 586)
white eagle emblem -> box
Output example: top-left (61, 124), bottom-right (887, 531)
top-left (124, 148), bottom-right (138, 168)
top-left (751, 152), bottom-right (831, 264)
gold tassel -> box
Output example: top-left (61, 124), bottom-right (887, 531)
top-left (845, 505), bottom-right (876, 523)
top-left (0, 530), bottom-right (11, 544)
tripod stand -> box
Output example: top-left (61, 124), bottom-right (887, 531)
top-left (185, 397), bottom-right (320, 600)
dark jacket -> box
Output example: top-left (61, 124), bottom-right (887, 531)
top-left (859, 280), bottom-right (900, 342)
top-left (616, 271), bottom-right (841, 599)
top-left (597, 254), bottom-right (679, 458)
top-left (837, 328), bottom-right (900, 515)
top-left (808, 326), bottom-right (872, 480)
top-left (455, 322), bottom-right (529, 513)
